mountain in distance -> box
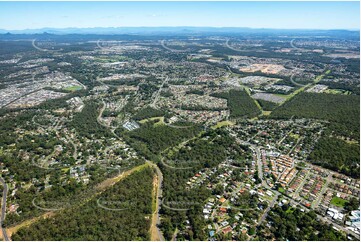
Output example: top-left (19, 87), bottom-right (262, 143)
top-left (0, 26), bottom-right (359, 36)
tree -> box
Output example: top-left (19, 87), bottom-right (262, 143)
top-left (345, 197), bottom-right (359, 212)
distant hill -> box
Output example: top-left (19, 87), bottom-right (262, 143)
top-left (0, 26), bottom-right (359, 37)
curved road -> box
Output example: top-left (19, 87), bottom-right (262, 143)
top-left (160, 40), bottom-right (189, 53)
top-left (225, 38), bottom-right (243, 52)
top-left (0, 177), bottom-right (9, 241)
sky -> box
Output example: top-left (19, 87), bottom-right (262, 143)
top-left (0, 1), bottom-right (359, 30)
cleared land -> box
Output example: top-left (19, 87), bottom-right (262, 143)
top-left (239, 64), bottom-right (285, 74)
top-left (252, 92), bottom-right (286, 104)
top-left (330, 197), bottom-right (348, 208)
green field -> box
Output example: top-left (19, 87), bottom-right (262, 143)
top-left (330, 196), bottom-right (348, 208)
top-left (211, 120), bottom-right (235, 129)
top-left (139, 116), bottom-right (165, 126)
top-left (324, 89), bottom-right (351, 95)
top-left (278, 187), bottom-right (286, 193)
top-left (63, 85), bottom-right (82, 91)
top-left (289, 133), bottom-right (300, 140)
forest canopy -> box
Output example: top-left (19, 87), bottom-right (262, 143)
top-left (12, 166), bottom-right (155, 241)
top-left (270, 92), bottom-right (360, 139)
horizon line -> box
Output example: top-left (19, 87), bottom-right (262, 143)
top-left (1, 26), bottom-right (360, 32)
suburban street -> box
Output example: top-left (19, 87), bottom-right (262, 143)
top-left (257, 193), bottom-right (279, 225)
top-left (312, 173), bottom-right (333, 209)
top-left (151, 76), bottom-right (169, 108)
top-left (255, 147), bottom-right (263, 181)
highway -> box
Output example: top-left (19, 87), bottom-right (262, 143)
top-left (0, 177), bottom-right (10, 241)
top-left (225, 38), bottom-right (242, 52)
top-left (160, 40), bottom-right (189, 53)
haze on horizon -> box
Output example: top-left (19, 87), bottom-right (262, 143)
top-left (0, 1), bottom-right (360, 31)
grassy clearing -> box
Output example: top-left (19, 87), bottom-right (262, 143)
top-left (324, 89), bottom-right (351, 95)
top-left (289, 133), bottom-right (300, 140)
top-left (211, 120), bottom-right (235, 129)
top-left (345, 139), bottom-right (359, 145)
top-left (61, 168), bottom-right (70, 173)
top-left (330, 196), bottom-right (348, 208)
top-left (139, 116), bottom-right (165, 126)
top-left (63, 85), bottom-right (82, 91)
top-left (278, 187), bottom-right (286, 193)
